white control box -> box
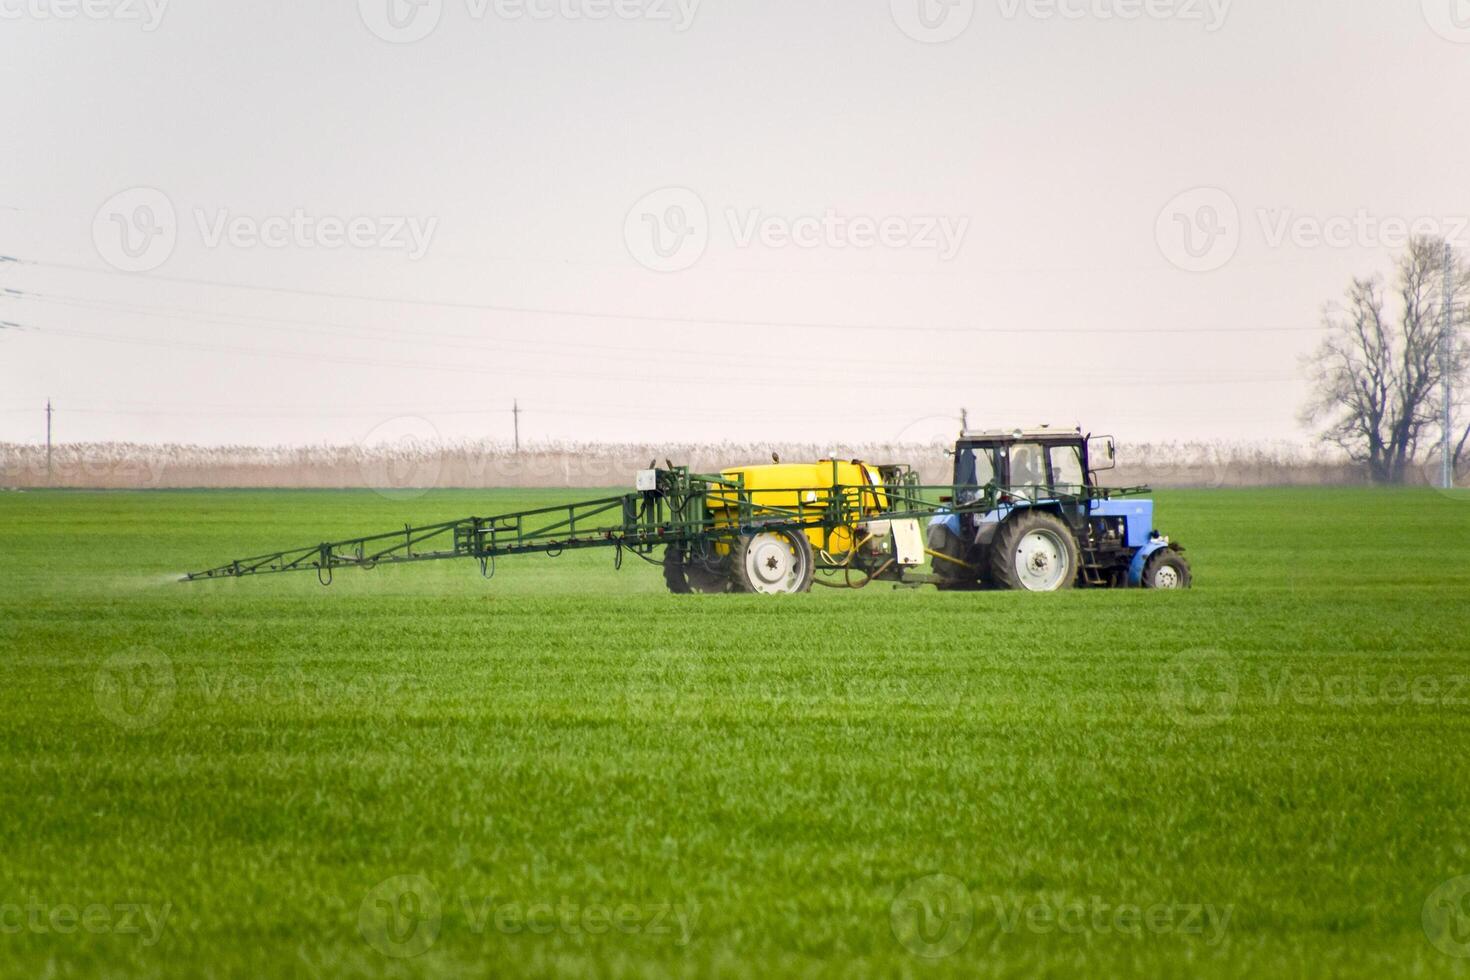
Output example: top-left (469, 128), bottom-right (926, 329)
top-left (889, 518), bottom-right (925, 567)
top-left (635, 469), bottom-right (660, 492)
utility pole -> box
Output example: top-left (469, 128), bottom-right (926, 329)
top-left (512, 399), bottom-right (521, 453)
top-left (960, 407), bottom-right (969, 433)
top-left (45, 399), bottom-right (53, 485)
top-left (1442, 244), bottom-right (1455, 490)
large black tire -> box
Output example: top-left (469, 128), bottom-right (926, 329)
top-left (989, 511), bottom-right (1078, 592)
top-left (928, 521), bottom-right (980, 590)
top-left (663, 545), bottom-right (693, 594)
top-left (1142, 548), bottom-right (1192, 589)
top-left (730, 529), bottom-right (815, 595)
top-left (686, 550), bottom-right (732, 594)
top-left (664, 544), bottom-right (732, 594)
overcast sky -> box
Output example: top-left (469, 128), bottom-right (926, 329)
top-left (2, 0), bottom-right (1469, 449)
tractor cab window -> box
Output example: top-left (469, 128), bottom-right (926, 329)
top-left (1050, 445), bottom-right (1085, 491)
top-left (1008, 443), bottom-right (1046, 491)
top-left (955, 447), bottom-right (997, 504)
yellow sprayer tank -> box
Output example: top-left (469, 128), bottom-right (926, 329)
top-left (710, 459), bottom-right (888, 558)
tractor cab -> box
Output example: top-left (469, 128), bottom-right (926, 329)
top-left (953, 427), bottom-right (1115, 502)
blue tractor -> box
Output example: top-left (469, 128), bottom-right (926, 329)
top-left (927, 428), bottom-right (1192, 591)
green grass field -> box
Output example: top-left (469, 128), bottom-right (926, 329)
top-left (3, 487), bottom-right (1470, 978)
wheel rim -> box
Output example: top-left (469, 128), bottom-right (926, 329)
top-left (1152, 564), bottom-right (1181, 589)
top-left (1013, 529), bottom-right (1069, 591)
top-left (744, 532), bottom-right (807, 594)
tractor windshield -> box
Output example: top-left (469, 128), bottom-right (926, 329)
top-left (1009, 443), bottom-right (1046, 490)
top-left (1050, 444), bottom-right (1085, 493)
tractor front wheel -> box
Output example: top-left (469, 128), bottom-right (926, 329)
top-left (731, 530), bottom-right (815, 595)
top-left (989, 511), bottom-right (1078, 592)
top-left (1142, 549), bottom-right (1192, 589)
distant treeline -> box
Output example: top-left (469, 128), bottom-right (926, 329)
top-left (0, 440), bottom-right (1384, 490)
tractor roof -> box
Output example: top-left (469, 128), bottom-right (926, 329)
top-left (959, 426), bottom-right (1083, 443)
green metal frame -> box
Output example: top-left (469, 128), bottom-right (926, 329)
top-left (182, 465), bottom-right (1141, 584)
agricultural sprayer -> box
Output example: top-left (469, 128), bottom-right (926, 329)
top-left (183, 428), bottom-right (1191, 592)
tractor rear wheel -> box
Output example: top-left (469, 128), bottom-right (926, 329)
top-left (1143, 549), bottom-right (1192, 589)
top-left (664, 544), bottom-right (732, 594)
top-left (989, 511), bottom-right (1078, 592)
top-left (663, 546), bottom-right (693, 594)
top-left (731, 529), bottom-right (815, 595)
top-left (685, 547), bottom-right (732, 594)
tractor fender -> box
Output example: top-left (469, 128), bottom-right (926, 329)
top-left (928, 510), bottom-right (962, 538)
top-left (1128, 539), bottom-right (1172, 586)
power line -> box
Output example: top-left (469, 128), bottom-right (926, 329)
top-left (4, 255), bottom-right (1325, 336)
top-left (8, 289), bottom-right (1313, 387)
top-left (18, 322), bottom-right (1298, 390)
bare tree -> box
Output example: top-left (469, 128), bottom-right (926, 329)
top-left (1301, 237), bottom-right (1470, 483)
